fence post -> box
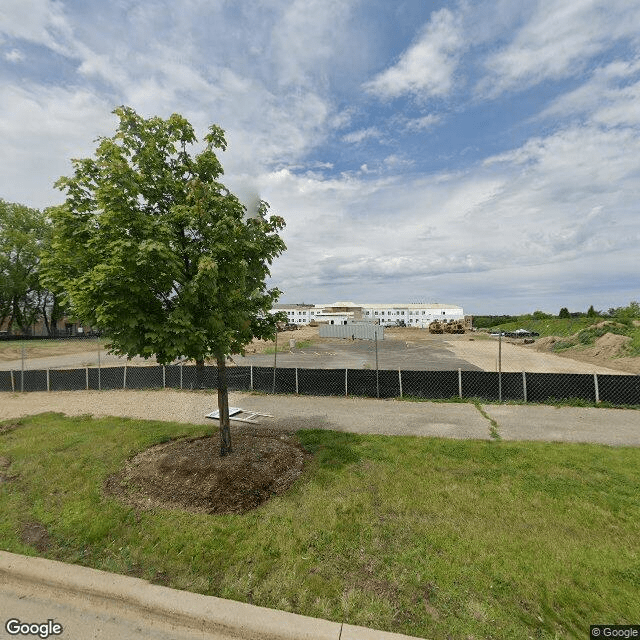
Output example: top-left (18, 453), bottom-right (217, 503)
top-left (594, 373), bottom-right (600, 404)
top-left (85, 367), bottom-right (89, 391)
top-left (345, 368), bottom-right (348, 397)
top-left (398, 369), bottom-right (403, 398)
top-left (375, 330), bottom-right (379, 399)
top-left (163, 366), bottom-right (166, 389)
top-left (180, 362), bottom-right (183, 390)
top-left (47, 368), bottom-right (50, 393)
top-left (10, 370), bottom-right (15, 393)
top-left (458, 368), bottom-right (462, 398)
top-left (250, 365), bottom-right (253, 391)
top-left (21, 345), bottom-right (25, 393)
top-left (98, 349), bottom-right (101, 391)
top-left (522, 371), bottom-right (527, 403)
top-left (295, 367), bottom-right (298, 394)
top-left (498, 332), bottom-right (502, 402)
top-left (123, 363), bottom-right (127, 390)
top-left (272, 331), bottom-right (277, 394)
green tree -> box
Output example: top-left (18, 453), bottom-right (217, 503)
top-left (587, 305), bottom-right (597, 318)
top-left (558, 307), bottom-right (571, 319)
top-left (43, 107), bottom-right (286, 455)
top-left (0, 199), bottom-right (56, 334)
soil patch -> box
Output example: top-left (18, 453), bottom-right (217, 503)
top-left (0, 422), bottom-right (21, 435)
top-left (531, 332), bottom-right (640, 374)
top-left (106, 427), bottom-right (311, 515)
top-left (21, 522), bottom-right (52, 552)
top-left (0, 455), bottom-right (17, 484)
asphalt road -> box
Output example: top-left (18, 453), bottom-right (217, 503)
top-left (233, 338), bottom-right (482, 371)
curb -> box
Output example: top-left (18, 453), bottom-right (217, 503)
top-left (0, 551), bottom-right (425, 640)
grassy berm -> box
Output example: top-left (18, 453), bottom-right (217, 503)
top-left (1, 413), bottom-right (639, 639)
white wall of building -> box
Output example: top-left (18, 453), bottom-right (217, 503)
top-left (271, 303), bottom-right (464, 326)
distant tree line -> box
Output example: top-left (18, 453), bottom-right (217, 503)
top-left (473, 303), bottom-right (639, 329)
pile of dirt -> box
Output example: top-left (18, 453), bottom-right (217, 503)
top-left (528, 330), bottom-right (640, 374)
top-left (533, 336), bottom-right (562, 352)
top-left (587, 333), bottom-right (631, 358)
top-left (105, 427), bottom-right (311, 515)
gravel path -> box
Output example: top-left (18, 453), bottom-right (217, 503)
top-left (2, 389), bottom-right (639, 446)
top-left (0, 389), bottom-right (491, 440)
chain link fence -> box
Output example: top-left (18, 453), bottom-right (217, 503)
top-left (0, 334), bottom-right (638, 405)
top-left (0, 363), bottom-right (638, 406)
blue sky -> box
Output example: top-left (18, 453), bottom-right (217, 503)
top-left (1, 0), bottom-right (639, 314)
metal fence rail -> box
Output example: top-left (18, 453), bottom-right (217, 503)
top-left (1, 364), bottom-right (639, 406)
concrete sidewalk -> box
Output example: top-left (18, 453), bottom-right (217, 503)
top-left (231, 392), bottom-right (640, 447)
top-left (0, 551), bottom-right (423, 640)
top-left (482, 403), bottom-right (640, 446)
top-left (0, 389), bottom-right (638, 446)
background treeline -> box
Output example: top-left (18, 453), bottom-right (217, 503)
top-left (0, 198), bottom-right (65, 336)
top-left (473, 303), bottom-right (640, 329)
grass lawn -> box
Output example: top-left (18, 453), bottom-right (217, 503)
top-left (1, 413), bottom-right (639, 639)
top-left (263, 339), bottom-right (314, 354)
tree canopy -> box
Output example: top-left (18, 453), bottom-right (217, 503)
top-left (0, 199), bottom-right (57, 334)
top-left (44, 106), bottom-right (287, 454)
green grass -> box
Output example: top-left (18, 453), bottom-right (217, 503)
top-left (2, 413), bottom-right (639, 639)
top-left (264, 339), bottom-right (314, 354)
top-left (490, 316), bottom-right (609, 338)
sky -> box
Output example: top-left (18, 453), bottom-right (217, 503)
top-left (1, 0), bottom-right (639, 315)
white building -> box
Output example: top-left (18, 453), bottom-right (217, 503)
top-left (270, 301), bottom-right (464, 327)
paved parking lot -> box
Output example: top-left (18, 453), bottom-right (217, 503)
top-left (232, 338), bottom-right (482, 371)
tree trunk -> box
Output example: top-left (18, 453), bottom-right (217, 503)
top-left (41, 297), bottom-right (51, 337)
top-left (195, 358), bottom-right (205, 389)
top-left (216, 355), bottom-right (232, 456)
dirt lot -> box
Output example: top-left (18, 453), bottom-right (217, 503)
top-left (384, 328), bottom-right (637, 374)
top-left (1, 326), bottom-right (637, 375)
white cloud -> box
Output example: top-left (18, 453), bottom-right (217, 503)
top-left (0, 83), bottom-right (114, 208)
top-left (342, 127), bottom-right (382, 144)
top-left (271, 0), bottom-right (360, 87)
top-left (364, 8), bottom-right (464, 100)
top-left (4, 48), bottom-right (24, 62)
top-left (0, 0), bottom-right (73, 54)
top-left (480, 0), bottom-right (640, 96)
top-left (540, 57), bottom-right (640, 128)
top-left (404, 114), bottom-right (442, 131)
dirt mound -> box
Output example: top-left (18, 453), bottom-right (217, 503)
top-left (106, 428), bottom-right (310, 515)
top-left (533, 336), bottom-right (562, 352)
top-left (584, 333), bottom-right (631, 359)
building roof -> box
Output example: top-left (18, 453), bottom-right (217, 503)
top-left (274, 301), bottom-right (463, 311)
top-left (317, 302), bottom-right (462, 310)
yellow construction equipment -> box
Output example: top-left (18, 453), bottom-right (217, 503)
top-left (428, 320), bottom-right (444, 334)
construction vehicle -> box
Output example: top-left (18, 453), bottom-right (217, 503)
top-left (428, 320), bottom-right (444, 334)
top-left (276, 322), bottom-right (299, 332)
top-left (445, 319), bottom-right (466, 334)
